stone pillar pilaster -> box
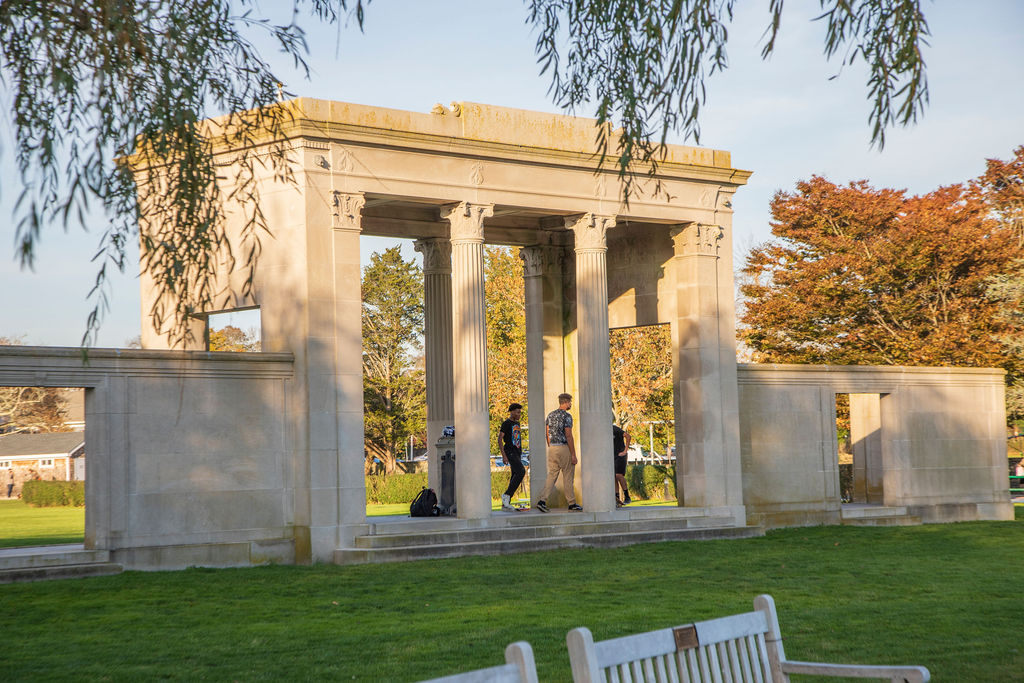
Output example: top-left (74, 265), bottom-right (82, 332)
top-left (329, 192), bottom-right (367, 552)
top-left (670, 223), bottom-right (743, 511)
top-left (413, 238), bottom-right (454, 494)
top-left (520, 245), bottom-right (565, 505)
top-left (442, 201), bottom-right (493, 519)
top-left (567, 213), bottom-right (617, 513)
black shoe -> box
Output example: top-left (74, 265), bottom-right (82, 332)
top-left (536, 500), bottom-right (548, 513)
top-left (568, 503), bottom-right (583, 512)
top-left (623, 493), bottom-right (631, 505)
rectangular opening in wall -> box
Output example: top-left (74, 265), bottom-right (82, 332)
top-left (610, 323), bottom-right (676, 507)
top-left (206, 307), bottom-right (261, 352)
top-left (838, 392), bottom-right (885, 505)
top-left (0, 386), bottom-right (86, 548)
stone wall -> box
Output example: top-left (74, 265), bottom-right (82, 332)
top-left (737, 363), bottom-right (1013, 528)
top-left (0, 346), bottom-right (296, 569)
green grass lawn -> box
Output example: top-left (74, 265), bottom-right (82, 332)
top-left (2, 512), bottom-right (1024, 681)
top-left (0, 499), bottom-right (84, 548)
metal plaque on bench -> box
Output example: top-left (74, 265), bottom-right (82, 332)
top-left (673, 625), bottom-right (699, 650)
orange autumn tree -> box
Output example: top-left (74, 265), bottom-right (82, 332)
top-left (740, 175), bottom-right (1022, 380)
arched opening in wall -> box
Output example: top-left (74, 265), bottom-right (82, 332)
top-left (0, 386), bottom-right (86, 548)
top-left (205, 307), bottom-right (261, 351)
top-left (361, 236), bottom-right (428, 516)
top-left (609, 323), bottom-right (676, 507)
top-left (836, 392), bottom-right (884, 505)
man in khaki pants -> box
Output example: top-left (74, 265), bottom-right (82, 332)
top-left (536, 393), bottom-right (583, 512)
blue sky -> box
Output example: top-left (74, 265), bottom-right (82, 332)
top-left (1, 1), bottom-right (1021, 346)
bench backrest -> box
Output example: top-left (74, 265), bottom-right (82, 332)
top-left (417, 641), bottom-right (538, 683)
top-left (568, 598), bottom-right (784, 683)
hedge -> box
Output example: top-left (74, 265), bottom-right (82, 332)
top-left (22, 480), bottom-right (85, 507)
top-left (624, 464), bottom-right (676, 501)
top-left (366, 465), bottom-right (674, 504)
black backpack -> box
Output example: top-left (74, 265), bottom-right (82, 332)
top-left (410, 487), bottom-right (438, 517)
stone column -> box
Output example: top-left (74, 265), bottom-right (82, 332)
top-left (850, 393), bottom-right (883, 504)
top-left (442, 201), bottom-right (493, 519)
top-left (413, 238), bottom-right (454, 494)
top-left (329, 192), bottom-right (367, 551)
top-left (520, 245), bottom-right (565, 505)
top-left (567, 213), bottom-right (617, 513)
top-left (669, 223), bottom-right (743, 510)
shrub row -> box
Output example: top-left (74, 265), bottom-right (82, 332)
top-left (366, 465), bottom-right (674, 504)
top-left (624, 464), bottom-right (676, 500)
top-left (22, 480), bottom-right (85, 507)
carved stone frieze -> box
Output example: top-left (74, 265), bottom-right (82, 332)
top-left (336, 147), bottom-right (355, 173)
top-left (566, 213), bottom-right (617, 252)
top-left (469, 163), bottom-right (484, 186)
top-left (442, 202), bottom-right (493, 242)
top-left (413, 238), bottom-right (452, 274)
top-left (670, 222), bottom-right (723, 257)
top-left (332, 192), bottom-right (365, 231)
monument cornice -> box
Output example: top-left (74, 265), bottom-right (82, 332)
top-left (280, 121), bottom-right (752, 186)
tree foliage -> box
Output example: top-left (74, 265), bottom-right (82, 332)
top-left (485, 247), bottom-right (528, 453)
top-left (980, 145), bottom-right (1024, 418)
top-left (609, 324), bottom-right (674, 453)
top-left (362, 247), bottom-right (425, 474)
top-left (739, 170), bottom-right (1023, 415)
top-left (208, 325), bottom-right (260, 352)
top-left (529, 0), bottom-right (930, 195)
top-left (0, 0), bottom-right (364, 346)
top-left (0, 337), bottom-right (70, 433)
top-left (2, 1), bottom-right (935, 343)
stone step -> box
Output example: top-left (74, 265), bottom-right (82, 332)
top-left (355, 515), bottom-right (738, 548)
top-left (0, 544), bottom-right (110, 570)
top-left (0, 544), bottom-right (123, 583)
top-left (840, 505), bottom-right (909, 519)
top-left (842, 515), bottom-right (921, 527)
top-left (336, 525), bottom-right (762, 565)
top-left (0, 562), bottom-right (124, 584)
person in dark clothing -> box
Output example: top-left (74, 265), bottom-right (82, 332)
top-left (613, 423), bottom-right (632, 506)
top-left (499, 403), bottom-right (526, 511)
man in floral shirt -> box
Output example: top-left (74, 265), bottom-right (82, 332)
top-left (536, 393), bottom-right (582, 512)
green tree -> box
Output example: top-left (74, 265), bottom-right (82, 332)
top-left (2, 1), bottom-right (933, 343)
top-left (739, 171), bottom-right (1022, 405)
top-left (0, 337), bottom-right (71, 433)
top-left (362, 247), bottom-right (425, 474)
top-left (979, 146), bottom-right (1024, 420)
top-left (609, 325), bottom-right (674, 454)
top-left (485, 246), bottom-right (528, 453)
top-left (208, 325), bottom-right (260, 352)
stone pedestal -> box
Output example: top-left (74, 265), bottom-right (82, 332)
top-left (414, 238), bottom-right (454, 495)
top-left (443, 202), bottom-right (493, 519)
top-left (568, 213), bottom-right (617, 513)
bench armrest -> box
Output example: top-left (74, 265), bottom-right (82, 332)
top-left (781, 660), bottom-right (930, 682)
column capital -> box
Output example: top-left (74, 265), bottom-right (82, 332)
top-left (670, 222), bottom-right (723, 257)
top-left (566, 213), bottom-right (617, 252)
top-left (519, 245), bottom-right (562, 278)
top-left (442, 202), bottom-right (493, 242)
top-left (332, 192), bottom-right (365, 231)
top-left (413, 238), bottom-right (452, 275)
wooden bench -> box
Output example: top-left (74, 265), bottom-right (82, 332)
top-left (417, 641), bottom-right (538, 683)
top-left (1010, 475), bottom-right (1024, 494)
top-left (567, 594), bottom-right (929, 682)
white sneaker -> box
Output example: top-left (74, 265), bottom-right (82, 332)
top-left (501, 493), bottom-right (514, 511)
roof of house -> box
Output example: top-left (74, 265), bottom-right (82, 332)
top-left (0, 432), bottom-right (85, 457)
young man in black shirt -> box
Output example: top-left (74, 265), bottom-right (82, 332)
top-left (499, 403), bottom-right (526, 511)
top-left (613, 423), bottom-right (632, 506)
